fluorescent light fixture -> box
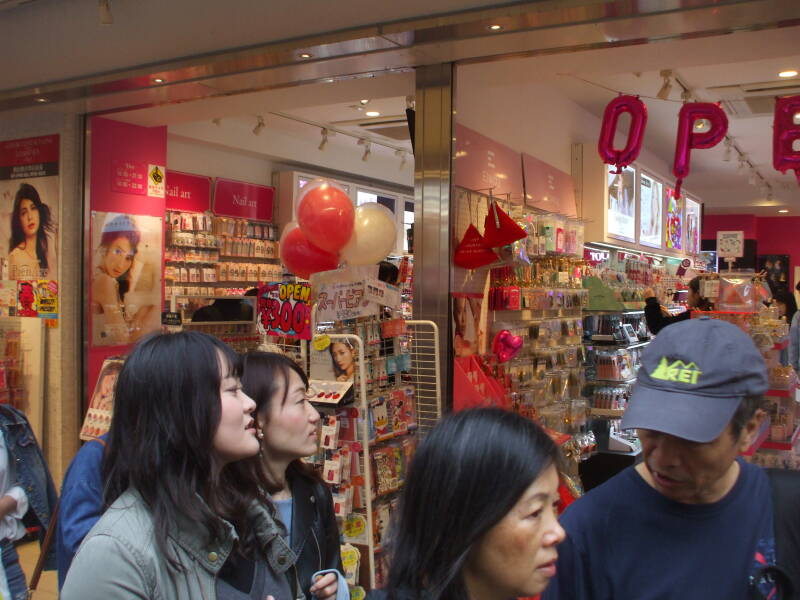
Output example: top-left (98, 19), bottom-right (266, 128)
top-left (778, 70), bottom-right (798, 78)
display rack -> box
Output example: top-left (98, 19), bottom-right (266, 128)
top-left (0, 318), bottom-right (45, 440)
top-left (297, 319), bottom-right (441, 594)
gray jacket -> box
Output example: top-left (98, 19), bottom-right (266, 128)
top-left (61, 488), bottom-right (299, 600)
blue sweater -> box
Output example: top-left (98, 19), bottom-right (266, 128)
top-left (56, 435), bottom-right (106, 589)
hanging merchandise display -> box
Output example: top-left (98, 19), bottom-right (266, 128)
top-left (482, 197), bottom-right (527, 248)
top-left (453, 194), bottom-right (496, 269)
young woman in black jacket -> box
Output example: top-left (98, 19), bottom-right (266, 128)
top-left (644, 276), bottom-right (712, 335)
top-left (242, 352), bottom-right (342, 600)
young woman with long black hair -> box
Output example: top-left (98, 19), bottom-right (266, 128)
top-left (62, 332), bottom-right (299, 600)
top-left (371, 407), bottom-right (565, 600)
top-left (8, 183), bottom-right (57, 280)
top-left (241, 352), bottom-right (342, 600)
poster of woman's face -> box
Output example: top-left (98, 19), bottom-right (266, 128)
top-left (0, 178), bottom-right (59, 281)
top-left (607, 166), bottom-right (636, 241)
top-left (452, 293), bottom-right (484, 358)
top-left (91, 211), bottom-right (162, 347)
top-left (309, 341), bottom-right (356, 382)
top-left (80, 357), bottom-right (124, 440)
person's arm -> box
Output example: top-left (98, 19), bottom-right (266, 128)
top-left (61, 534), bottom-right (150, 600)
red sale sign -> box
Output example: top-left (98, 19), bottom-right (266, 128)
top-left (214, 178), bottom-right (274, 221)
top-left (257, 282), bottom-right (312, 340)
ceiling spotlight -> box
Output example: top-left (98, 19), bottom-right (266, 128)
top-left (252, 116), bottom-right (265, 136)
top-left (395, 149), bottom-right (408, 169)
top-left (361, 141), bottom-right (372, 162)
top-left (779, 209), bottom-right (789, 213)
top-left (98, 0), bottom-right (113, 24)
top-left (488, 24), bottom-right (503, 30)
top-left (657, 70), bottom-right (673, 100)
top-left (299, 52), bottom-right (313, 59)
top-left (694, 119), bottom-right (710, 132)
top-left (681, 89), bottom-right (692, 102)
top-left (778, 70), bottom-right (798, 78)
top-left (365, 111), bottom-right (381, 118)
top-left (318, 128), bottom-right (330, 151)
top-left (324, 78), bottom-right (335, 83)
top-left (359, 99), bottom-right (370, 105)
top-left (212, 118), bottom-right (222, 126)
top-left (35, 97), bottom-right (48, 103)
top-left (723, 139), bottom-right (733, 162)
top-left (153, 77), bottom-right (165, 84)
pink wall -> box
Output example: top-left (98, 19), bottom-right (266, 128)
top-left (88, 117), bottom-right (167, 407)
top-left (702, 213), bottom-right (800, 287)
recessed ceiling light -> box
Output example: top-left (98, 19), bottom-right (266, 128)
top-left (299, 52), bottom-right (313, 59)
top-left (365, 111), bottom-right (381, 117)
top-left (779, 209), bottom-right (789, 213)
top-left (778, 70), bottom-right (798, 78)
top-left (359, 99), bottom-right (369, 105)
top-left (153, 77), bottom-right (165, 84)
top-left (35, 97), bottom-right (48, 103)
top-left (324, 78), bottom-right (335, 83)
top-left (488, 24), bottom-right (502, 30)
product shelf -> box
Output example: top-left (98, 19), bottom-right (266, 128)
top-left (760, 424), bottom-right (800, 451)
top-left (584, 340), bottom-right (650, 350)
top-left (586, 377), bottom-right (638, 385)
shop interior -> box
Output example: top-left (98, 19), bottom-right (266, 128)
top-left (76, 22), bottom-right (800, 592)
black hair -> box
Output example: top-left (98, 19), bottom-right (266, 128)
top-left (240, 352), bottom-right (321, 493)
top-left (10, 183), bottom-right (55, 273)
top-left (772, 289), bottom-right (798, 326)
top-left (731, 395), bottom-right (765, 439)
top-left (384, 408), bottom-right (560, 599)
top-left (378, 260), bottom-right (400, 285)
top-left (103, 331), bottom-right (270, 569)
top-left (688, 276), bottom-right (713, 311)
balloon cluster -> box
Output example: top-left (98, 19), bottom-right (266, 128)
top-left (280, 180), bottom-right (398, 279)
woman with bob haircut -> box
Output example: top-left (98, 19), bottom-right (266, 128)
top-left (241, 352), bottom-right (342, 600)
top-left (371, 408), bottom-right (565, 600)
top-left (61, 331), bottom-right (300, 600)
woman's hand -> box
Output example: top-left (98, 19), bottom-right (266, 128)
top-left (310, 572), bottom-right (338, 600)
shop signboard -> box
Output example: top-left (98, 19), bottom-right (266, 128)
top-left (111, 159), bottom-right (147, 195)
top-left (521, 153), bottom-right (576, 217)
top-left (685, 197), bottom-right (702, 255)
top-left (664, 185), bottom-right (684, 250)
top-left (453, 123), bottom-right (524, 202)
top-left (166, 170), bottom-right (211, 212)
top-left (214, 178), bottom-right (274, 221)
top-left (607, 165), bottom-right (636, 241)
top-left (639, 173), bottom-right (662, 248)
top-left (716, 231), bottom-right (744, 258)
top-left (256, 281), bottom-right (312, 340)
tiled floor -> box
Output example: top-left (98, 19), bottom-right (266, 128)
top-left (18, 541), bottom-right (58, 599)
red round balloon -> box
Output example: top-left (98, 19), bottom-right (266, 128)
top-left (297, 182), bottom-right (355, 253)
top-left (280, 227), bottom-right (339, 279)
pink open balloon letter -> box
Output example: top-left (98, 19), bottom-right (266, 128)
top-left (672, 102), bottom-right (728, 197)
top-left (597, 95), bottom-right (648, 174)
top-left (773, 95), bottom-right (800, 186)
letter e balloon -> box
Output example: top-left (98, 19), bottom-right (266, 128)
top-left (773, 95), bottom-right (800, 186)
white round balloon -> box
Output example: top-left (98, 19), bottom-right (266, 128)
top-left (339, 203), bottom-right (397, 266)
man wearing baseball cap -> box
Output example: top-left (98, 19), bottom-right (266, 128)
top-left (542, 317), bottom-right (796, 599)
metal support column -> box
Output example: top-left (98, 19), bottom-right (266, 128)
top-left (413, 64), bottom-right (454, 405)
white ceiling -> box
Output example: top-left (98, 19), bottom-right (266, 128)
top-left (108, 24), bottom-right (800, 215)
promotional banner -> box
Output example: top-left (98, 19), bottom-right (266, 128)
top-left (0, 135), bottom-right (60, 290)
top-left (316, 280), bottom-right (379, 322)
top-left (166, 170), bottom-right (212, 212)
top-left (80, 357), bottom-right (124, 440)
top-left (685, 197), bottom-right (702, 255)
top-left (639, 173), bottom-right (662, 248)
top-left (665, 186), bottom-right (684, 250)
top-left (607, 165), bottom-right (636, 241)
top-left (214, 178), bottom-right (274, 221)
top-left (256, 281), bottom-right (312, 340)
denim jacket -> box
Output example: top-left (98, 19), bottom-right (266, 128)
top-left (62, 488), bottom-right (300, 600)
top-left (0, 405), bottom-right (58, 570)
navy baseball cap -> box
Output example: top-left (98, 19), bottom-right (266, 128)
top-left (621, 316), bottom-right (768, 443)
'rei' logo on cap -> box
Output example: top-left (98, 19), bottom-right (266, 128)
top-left (650, 357), bottom-right (702, 384)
